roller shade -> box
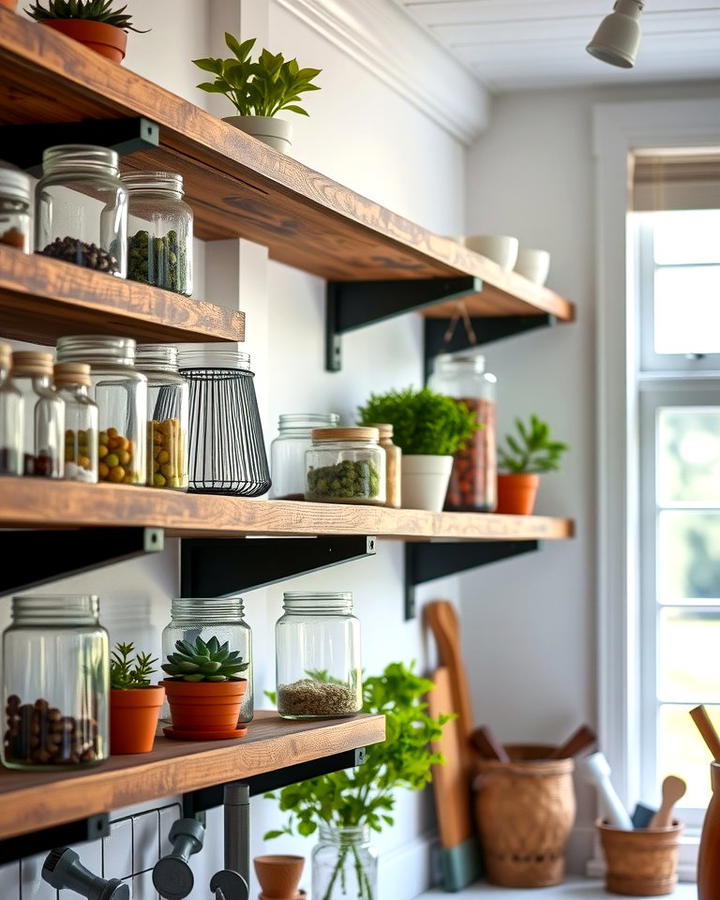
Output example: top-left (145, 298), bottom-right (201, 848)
top-left (632, 150), bottom-right (720, 212)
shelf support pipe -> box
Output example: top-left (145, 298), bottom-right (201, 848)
top-left (209, 783), bottom-right (250, 900)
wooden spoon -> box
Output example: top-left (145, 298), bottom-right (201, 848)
top-left (649, 775), bottom-right (686, 829)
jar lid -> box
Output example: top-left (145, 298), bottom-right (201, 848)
top-left (177, 347), bottom-right (251, 371)
top-left (12, 351), bottom-right (54, 377)
top-left (434, 352), bottom-right (486, 373)
top-left (369, 423), bottom-right (393, 438)
top-left (12, 594), bottom-right (100, 625)
top-left (170, 597), bottom-right (246, 619)
top-left (0, 164), bottom-right (31, 204)
top-left (57, 335), bottom-right (136, 367)
top-left (312, 427), bottom-right (379, 442)
top-left (282, 591), bottom-right (354, 614)
top-left (0, 342), bottom-right (11, 368)
top-left (278, 413), bottom-right (340, 429)
top-left (121, 171), bottom-right (184, 194)
top-left (42, 145), bottom-right (120, 176)
top-left (136, 344), bottom-right (179, 372)
top-left (54, 362), bottom-right (91, 387)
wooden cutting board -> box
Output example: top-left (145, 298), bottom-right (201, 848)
top-left (426, 601), bottom-right (474, 745)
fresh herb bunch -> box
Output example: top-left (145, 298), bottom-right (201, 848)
top-left (193, 34), bottom-right (321, 118)
top-left (498, 414), bottom-right (568, 474)
top-left (161, 636), bottom-right (249, 683)
top-left (26, 0), bottom-right (148, 32)
top-left (358, 387), bottom-right (478, 456)
top-left (110, 642), bottom-right (157, 690)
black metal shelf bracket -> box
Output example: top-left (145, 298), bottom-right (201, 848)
top-left (0, 528), bottom-right (164, 595)
top-left (180, 535), bottom-right (376, 597)
top-left (0, 813), bottom-right (109, 867)
top-left (0, 117), bottom-right (160, 175)
top-left (404, 540), bottom-right (540, 620)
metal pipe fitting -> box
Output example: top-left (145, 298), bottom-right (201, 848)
top-left (42, 848), bottom-right (129, 900)
top-left (152, 817), bottom-right (205, 900)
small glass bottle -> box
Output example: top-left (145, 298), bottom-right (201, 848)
top-left (123, 172), bottom-right (193, 296)
top-left (12, 351), bottom-right (64, 479)
top-left (0, 164), bottom-right (32, 252)
top-left (305, 427), bottom-right (386, 505)
top-left (373, 423), bottom-right (401, 509)
top-left (35, 145), bottom-right (127, 277)
top-left (54, 362), bottom-right (99, 484)
top-left (0, 342), bottom-right (23, 476)
top-left (136, 345), bottom-right (189, 490)
top-left (312, 825), bottom-right (377, 900)
top-left (270, 413), bottom-right (340, 500)
top-left (1, 595), bottom-right (109, 770)
top-left (56, 336), bottom-right (148, 485)
top-left (162, 597), bottom-right (253, 724)
top-left (275, 592), bottom-right (362, 719)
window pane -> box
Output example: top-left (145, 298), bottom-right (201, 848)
top-left (658, 704), bottom-right (719, 809)
top-left (658, 512), bottom-right (720, 604)
top-left (653, 210), bottom-right (720, 265)
top-left (658, 407), bottom-right (720, 505)
top-left (654, 265), bottom-right (720, 355)
top-left (659, 608), bottom-right (720, 701)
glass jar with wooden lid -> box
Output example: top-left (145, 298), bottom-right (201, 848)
top-left (54, 363), bottom-right (99, 484)
top-left (305, 427), bottom-right (386, 505)
top-left (12, 351), bottom-right (64, 479)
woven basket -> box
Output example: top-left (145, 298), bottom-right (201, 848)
top-left (473, 744), bottom-right (576, 887)
top-left (598, 819), bottom-right (683, 896)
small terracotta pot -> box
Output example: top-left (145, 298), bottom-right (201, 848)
top-left (254, 855), bottom-right (304, 899)
top-left (0, 1), bottom-right (18, 11)
top-left (163, 679), bottom-right (247, 737)
top-left (110, 685), bottom-right (165, 754)
top-left (40, 19), bottom-right (128, 63)
top-left (496, 473), bottom-right (540, 515)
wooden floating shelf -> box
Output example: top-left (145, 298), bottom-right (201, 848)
top-left (0, 13), bottom-right (574, 322)
top-left (0, 245), bottom-right (244, 345)
top-left (0, 711), bottom-right (385, 841)
top-left (0, 478), bottom-right (574, 541)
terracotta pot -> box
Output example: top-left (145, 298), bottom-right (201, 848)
top-left (496, 473), bottom-right (539, 515)
top-left (254, 855), bottom-right (305, 899)
top-left (162, 678), bottom-right (247, 737)
top-left (0, 1), bottom-right (18, 11)
top-left (110, 685), bottom-right (165, 754)
top-left (40, 19), bottom-right (128, 63)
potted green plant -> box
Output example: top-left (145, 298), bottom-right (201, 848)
top-left (109, 642), bottom-right (164, 755)
top-left (265, 662), bottom-right (451, 900)
top-left (26, 0), bottom-right (148, 63)
top-left (497, 414), bottom-right (568, 515)
top-left (193, 34), bottom-right (321, 154)
top-left (161, 635), bottom-right (249, 740)
top-left (358, 387), bottom-right (478, 511)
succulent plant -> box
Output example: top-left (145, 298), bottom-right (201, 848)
top-left (161, 636), bottom-right (249, 683)
top-left (111, 641), bottom-right (157, 689)
top-left (26, 0), bottom-right (148, 32)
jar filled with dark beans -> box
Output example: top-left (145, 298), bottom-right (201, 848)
top-left (2, 595), bottom-right (109, 770)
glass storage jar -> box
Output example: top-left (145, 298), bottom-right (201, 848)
top-left (270, 413), bottom-right (340, 500)
top-left (2, 595), bottom-right (109, 770)
top-left (136, 345), bottom-right (189, 490)
top-left (54, 363), bottom-right (99, 484)
top-left (12, 351), bottom-right (64, 479)
top-left (275, 592), bottom-right (362, 719)
top-left (56, 336), bottom-right (147, 485)
top-left (312, 825), bottom-right (377, 900)
top-left (162, 597), bottom-right (253, 724)
top-left (178, 348), bottom-right (270, 495)
top-left (123, 172), bottom-right (193, 296)
top-left (0, 164), bottom-right (31, 252)
top-left (35, 145), bottom-right (127, 277)
top-left (429, 354), bottom-right (497, 512)
top-left (305, 427), bottom-right (386, 505)
top-left (374, 423), bottom-right (401, 509)
top-left (0, 342), bottom-right (22, 476)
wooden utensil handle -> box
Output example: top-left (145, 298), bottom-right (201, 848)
top-left (549, 725), bottom-right (597, 760)
top-left (470, 726), bottom-right (510, 763)
top-left (690, 706), bottom-right (720, 761)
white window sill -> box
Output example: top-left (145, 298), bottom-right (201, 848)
top-left (417, 878), bottom-right (696, 899)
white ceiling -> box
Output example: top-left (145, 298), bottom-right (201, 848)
top-left (394, 0), bottom-right (720, 91)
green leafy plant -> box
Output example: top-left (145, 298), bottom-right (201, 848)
top-left (161, 635), bottom-right (249, 683)
top-left (498, 414), bottom-right (569, 474)
top-left (358, 386), bottom-right (478, 456)
top-left (193, 34), bottom-right (321, 118)
top-left (110, 642), bottom-right (157, 690)
top-left (26, 0), bottom-right (148, 31)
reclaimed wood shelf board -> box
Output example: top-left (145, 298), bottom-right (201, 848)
top-left (0, 13), bottom-right (574, 321)
top-left (0, 711), bottom-right (385, 840)
top-left (0, 245), bottom-right (244, 345)
top-left (0, 478), bottom-right (574, 541)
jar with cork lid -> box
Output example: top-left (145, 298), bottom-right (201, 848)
top-left (0, 342), bottom-right (22, 476)
top-left (12, 350), bottom-right (64, 479)
top-left (373, 423), bottom-right (401, 508)
top-left (0, 164), bottom-right (31, 253)
top-left (305, 427), bottom-right (386, 505)
top-left (54, 363), bottom-right (99, 484)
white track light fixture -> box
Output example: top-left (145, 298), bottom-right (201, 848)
top-left (587, 0), bottom-right (645, 69)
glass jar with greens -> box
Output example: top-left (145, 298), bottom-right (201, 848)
top-left (305, 427), bottom-right (385, 505)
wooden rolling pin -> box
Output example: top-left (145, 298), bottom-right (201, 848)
top-left (548, 724), bottom-right (597, 760)
top-left (470, 725), bottom-right (510, 763)
top-left (649, 776), bottom-right (686, 829)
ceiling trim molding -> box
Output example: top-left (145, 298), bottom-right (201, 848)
top-left (274, 0), bottom-right (489, 145)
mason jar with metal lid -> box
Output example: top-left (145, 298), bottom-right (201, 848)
top-left (35, 145), bottom-right (128, 276)
top-left (305, 427), bottom-right (386, 505)
top-left (270, 413), bottom-right (340, 500)
top-left (54, 362), bottom-right (99, 484)
top-left (0, 164), bottom-right (31, 252)
top-left (12, 350), bottom-right (64, 479)
top-left (0, 342), bottom-right (22, 476)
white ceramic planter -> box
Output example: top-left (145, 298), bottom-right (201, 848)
top-left (515, 248), bottom-right (551, 285)
top-left (222, 116), bottom-right (292, 153)
top-left (465, 234), bottom-right (519, 271)
top-left (401, 455), bottom-right (453, 512)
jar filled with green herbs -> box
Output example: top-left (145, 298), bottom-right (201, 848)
top-left (122, 172), bottom-right (192, 296)
top-left (305, 427), bottom-right (385, 505)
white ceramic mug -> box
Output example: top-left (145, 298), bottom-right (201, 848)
top-left (465, 235), bottom-right (519, 271)
top-left (514, 248), bottom-right (551, 285)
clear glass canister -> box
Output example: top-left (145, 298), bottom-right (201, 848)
top-left (136, 345), bottom-right (189, 490)
top-left (312, 825), bottom-right (377, 900)
top-left (55, 362), bottom-right (99, 484)
top-left (35, 145), bottom-right (127, 277)
top-left (162, 597), bottom-right (253, 723)
top-left (11, 351), bottom-right (64, 478)
top-left (123, 172), bottom-right (193, 296)
top-left (0, 164), bottom-right (31, 252)
top-left (429, 354), bottom-right (497, 512)
top-left (2, 595), bottom-right (109, 770)
top-left (270, 413), bottom-right (340, 500)
top-left (56, 336), bottom-right (147, 485)
top-left (0, 342), bottom-right (22, 476)
top-left (275, 592), bottom-right (362, 719)
top-left (373, 423), bottom-right (401, 509)
top-left (305, 427), bottom-right (386, 505)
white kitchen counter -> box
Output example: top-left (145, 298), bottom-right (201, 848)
top-left (417, 879), bottom-right (697, 899)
